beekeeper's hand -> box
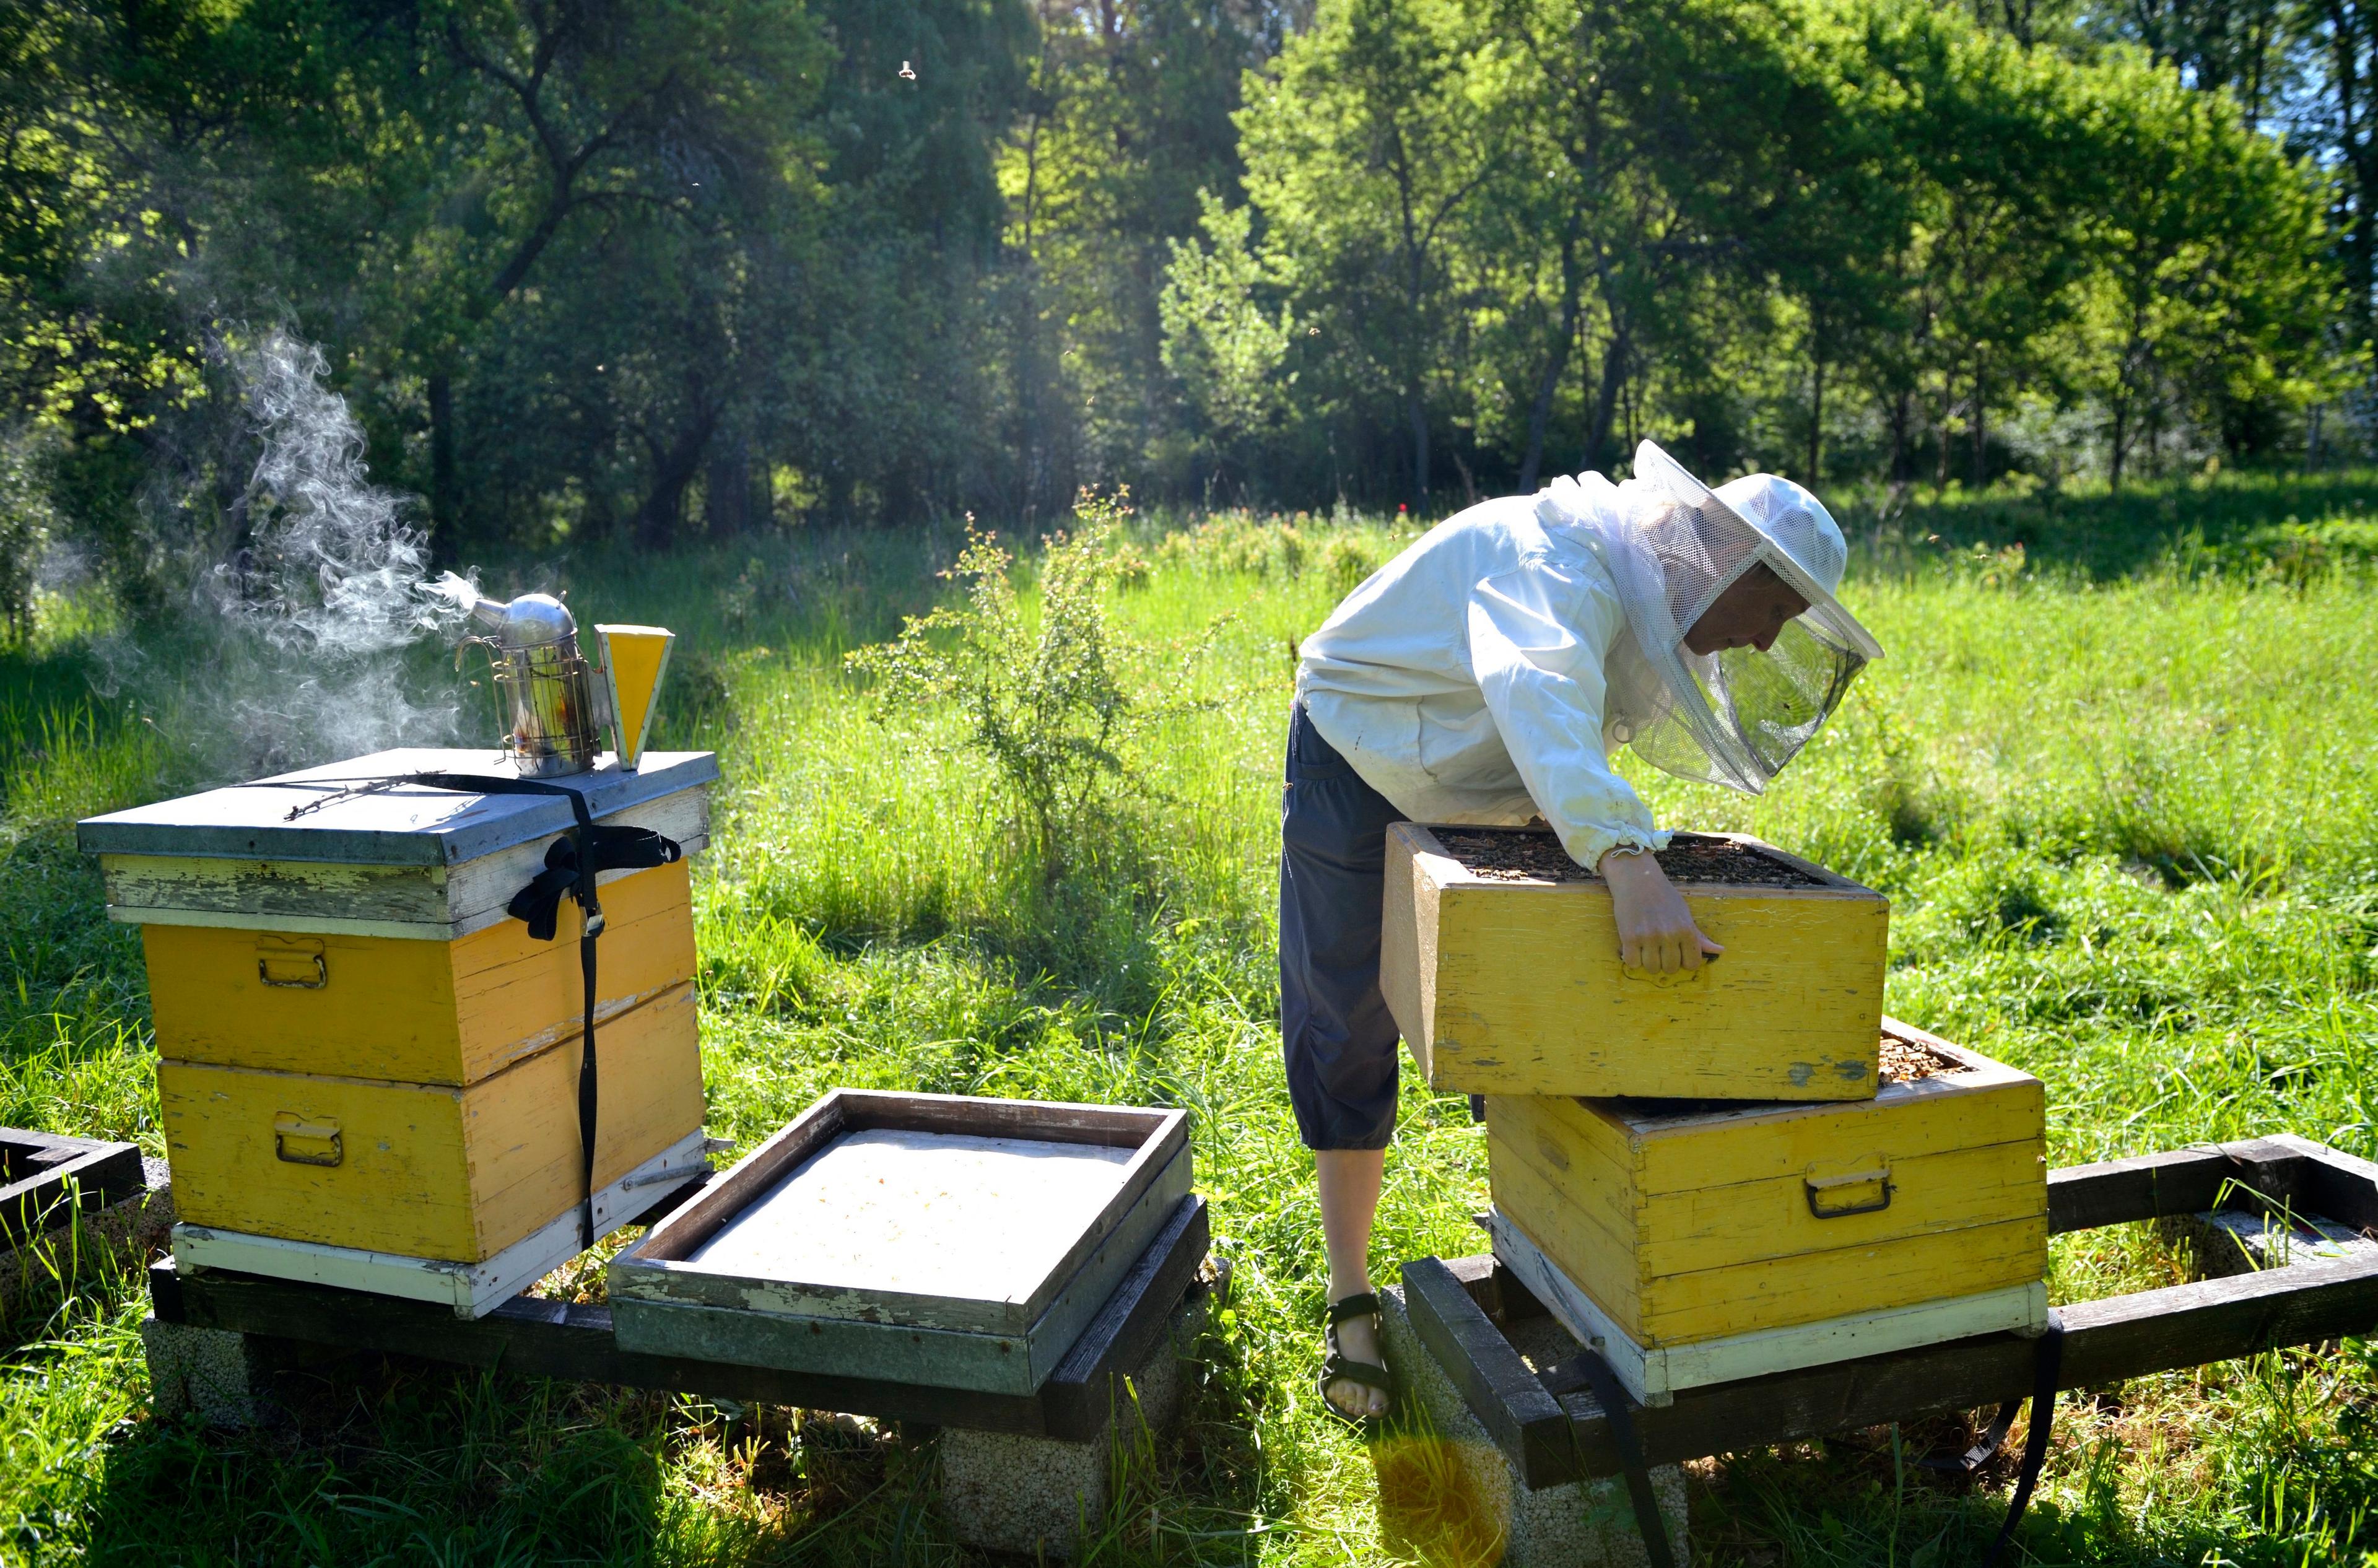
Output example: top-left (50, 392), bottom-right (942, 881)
top-left (1600, 848), bottom-right (1724, 974)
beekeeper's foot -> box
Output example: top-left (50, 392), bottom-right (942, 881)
top-left (1320, 1292), bottom-right (1395, 1426)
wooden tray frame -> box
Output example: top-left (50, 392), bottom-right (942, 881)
top-left (1405, 1133), bottom-right (2378, 1487)
top-left (609, 1091), bottom-right (1191, 1394)
top-left (1, 1128), bottom-right (145, 1249)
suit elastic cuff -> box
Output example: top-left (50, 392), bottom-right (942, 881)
top-left (1558, 822), bottom-right (1672, 870)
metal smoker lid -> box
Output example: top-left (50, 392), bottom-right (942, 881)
top-left (76, 747), bottom-right (719, 868)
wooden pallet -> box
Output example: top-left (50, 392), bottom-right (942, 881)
top-left (1404, 1134), bottom-right (2378, 1487)
top-left (1, 1128), bottom-right (144, 1248)
top-left (150, 1190), bottom-right (1212, 1442)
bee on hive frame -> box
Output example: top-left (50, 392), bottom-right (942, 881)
top-left (1284, 440), bottom-right (1884, 1424)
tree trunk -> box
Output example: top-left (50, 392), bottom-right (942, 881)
top-left (1970, 358), bottom-right (1987, 489)
top-left (1805, 351), bottom-right (1825, 486)
top-left (2326, 2), bottom-right (2378, 353)
top-left (1583, 326), bottom-right (1628, 473)
top-left (634, 409), bottom-right (721, 550)
top-left (428, 372), bottom-right (456, 560)
top-left (1518, 238), bottom-right (1584, 493)
top-left (705, 433), bottom-right (753, 539)
top-left (2109, 396), bottom-right (2128, 493)
top-left (1407, 381), bottom-right (1429, 515)
top-left (1932, 367), bottom-right (1953, 487)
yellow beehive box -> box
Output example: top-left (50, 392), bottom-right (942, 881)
top-left (162, 982), bottom-right (703, 1261)
top-left (1484, 1017), bottom-right (2049, 1405)
top-left (142, 859), bottom-right (695, 1084)
top-left (1382, 824), bottom-right (1888, 1100)
top-left (79, 749), bottom-right (718, 1316)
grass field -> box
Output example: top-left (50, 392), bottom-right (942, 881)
top-left (3, 471), bottom-right (2377, 1565)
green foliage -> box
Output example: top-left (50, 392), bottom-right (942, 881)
top-left (848, 490), bottom-right (1193, 869)
top-left (0, 0), bottom-right (2364, 567)
top-left (1157, 194), bottom-right (1298, 449)
top-left (1160, 0), bottom-right (2348, 507)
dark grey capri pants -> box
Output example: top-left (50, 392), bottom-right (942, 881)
top-left (1279, 700), bottom-right (1406, 1150)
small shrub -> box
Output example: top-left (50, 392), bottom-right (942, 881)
top-left (1156, 508), bottom-right (1299, 576)
top-left (847, 489), bottom-right (1216, 873)
top-left (1321, 532), bottom-right (1381, 594)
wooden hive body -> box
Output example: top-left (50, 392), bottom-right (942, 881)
top-left (78, 749), bottom-right (717, 1314)
top-left (610, 1091), bottom-right (1194, 1395)
top-left (1484, 1017), bottom-right (2049, 1405)
top-left (1382, 824), bottom-right (1889, 1100)
top-left (142, 860), bottom-right (696, 1084)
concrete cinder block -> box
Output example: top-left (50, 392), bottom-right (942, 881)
top-left (938, 1291), bottom-right (1208, 1559)
top-left (141, 1314), bottom-right (278, 1428)
top-left (1377, 1284), bottom-right (1689, 1568)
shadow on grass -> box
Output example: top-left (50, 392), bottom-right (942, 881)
top-left (1853, 468), bottom-right (2378, 582)
top-left (83, 1359), bottom-right (677, 1565)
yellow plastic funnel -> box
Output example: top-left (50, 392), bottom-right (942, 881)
top-left (594, 624), bottom-right (675, 771)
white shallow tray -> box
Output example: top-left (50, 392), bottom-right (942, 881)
top-left (609, 1091), bottom-right (1192, 1395)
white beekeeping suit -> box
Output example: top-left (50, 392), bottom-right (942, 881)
top-left (1296, 440), bottom-right (1883, 868)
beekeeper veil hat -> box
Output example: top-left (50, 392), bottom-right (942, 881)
top-left (1601, 440), bottom-right (1884, 794)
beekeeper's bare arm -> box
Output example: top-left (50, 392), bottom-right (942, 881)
top-left (1467, 563), bottom-right (1721, 973)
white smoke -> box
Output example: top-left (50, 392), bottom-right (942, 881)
top-left (185, 331), bottom-right (473, 775)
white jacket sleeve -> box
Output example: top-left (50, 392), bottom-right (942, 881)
top-left (1466, 560), bottom-right (1669, 867)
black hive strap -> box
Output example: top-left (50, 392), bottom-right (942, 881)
top-left (1914, 1400), bottom-right (2023, 1476)
top-left (1559, 1349), bottom-right (1678, 1568)
top-left (386, 772), bottom-right (681, 1249)
top-left (1979, 1312), bottom-right (2065, 1568)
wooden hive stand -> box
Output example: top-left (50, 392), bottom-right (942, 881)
top-left (608, 1091), bottom-right (1192, 1396)
top-left (142, 1177), bottom-right (1221, 1561)
top-left (0, 1127), bottom-right (144, 1248)
top-left (1383, 1135), bottom-right (2378, 1568)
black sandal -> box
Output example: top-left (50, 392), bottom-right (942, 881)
top-left (1318, 1291), bottom-right (1396, 1429)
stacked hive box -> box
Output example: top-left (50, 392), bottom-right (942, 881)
top-left (1382, 825), bottom-right (2049, 1405)
top-left (78, 748), bottom-right (716, 1317)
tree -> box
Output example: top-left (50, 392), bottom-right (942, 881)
top-left (2070, 52), bottom-right (2338, 484)
top-left (1238, 0), bottom-right (1504, 512)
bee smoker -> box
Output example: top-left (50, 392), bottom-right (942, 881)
top-left (455, 591), bottom-right (604, 777)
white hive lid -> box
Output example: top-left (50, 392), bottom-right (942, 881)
top-left (77, 747), bottom-right (719, 868)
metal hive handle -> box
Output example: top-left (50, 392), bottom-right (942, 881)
top-left (1805, 1166), bottom-right (1894, 1218)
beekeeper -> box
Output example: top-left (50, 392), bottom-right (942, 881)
top-left (1286, 440), bottom-right (1884, 1423)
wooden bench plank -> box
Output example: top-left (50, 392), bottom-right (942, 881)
top-left (152, 1194), bottom-right (1211, 1443)
top-left (2262, 1133), bottom-right (2378, 1230)
top-left (1429, 1244), bottom-right (2378, 1486)
top-left (0, 1131), bottom-right (146, 1247)
top-left (1401, 1256), bottom-right (1573, 1488)
top-left (1042, 1196), bottom-right (1212, 1435)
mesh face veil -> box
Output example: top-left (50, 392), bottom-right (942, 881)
top-left (1551, 442), bottom-right (1883, 794)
